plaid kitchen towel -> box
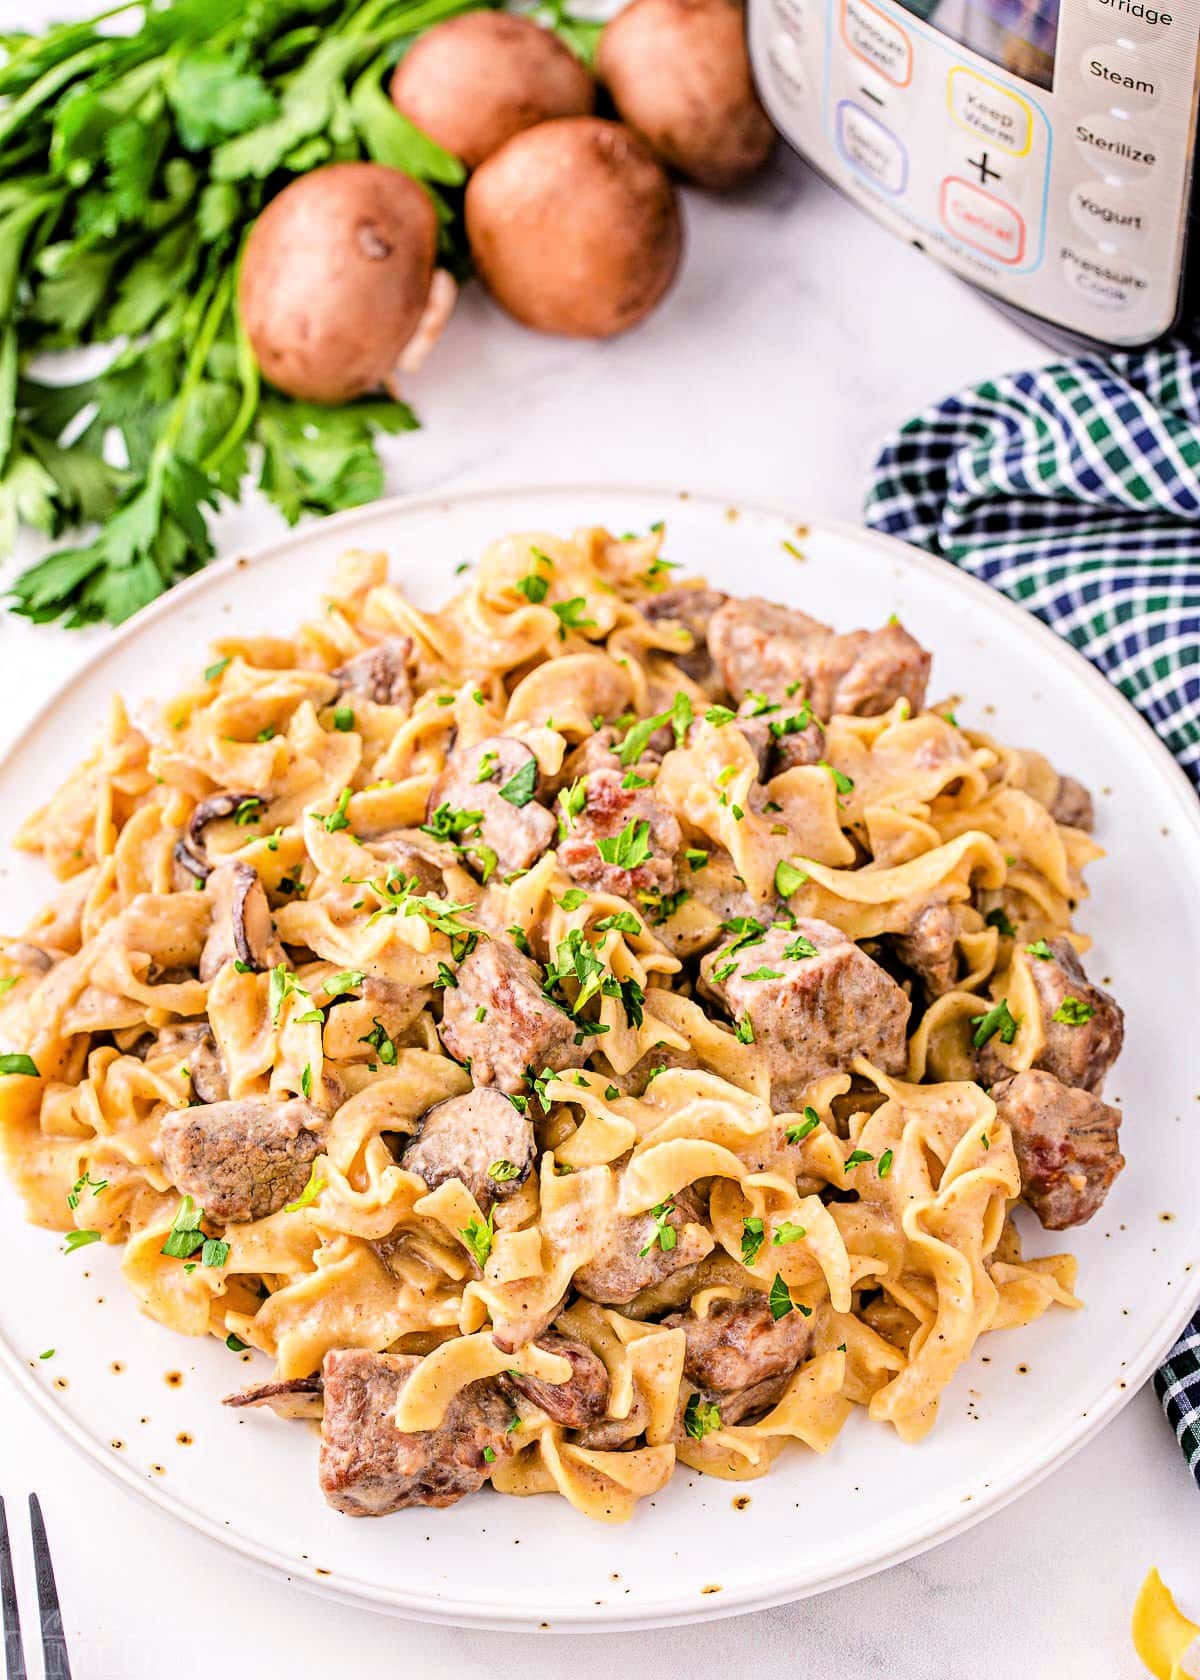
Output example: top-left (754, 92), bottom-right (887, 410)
top-left (864, 341), bottom-right (1200, 1482)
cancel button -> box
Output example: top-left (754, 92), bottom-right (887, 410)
top-left (1069, 181), bottom-right (1148, 249)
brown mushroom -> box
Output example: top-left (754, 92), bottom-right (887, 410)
top-left (238, 162), bottom-right (450, 405)
top-left (597, 0), bottom-right (776, 190)
top-left (175, 791), bottom-right (262, 883)
top-left (199, 862), bottom-right (285, 982)
top-left (465, 117), bottom-right (682, 339)
top-left (390, 13), bottom-right (595, 170)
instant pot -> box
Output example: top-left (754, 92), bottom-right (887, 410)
top-left (747, 0), bottom-right (1199, 346)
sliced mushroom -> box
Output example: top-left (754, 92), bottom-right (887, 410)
top-left (223, 1376), bottom-right (324, 1418)
top-left (137, 1022), bottom-right (229, 1103)
top-left (401, 1086), bottom-right (535, 1210)
top-left (175, 791), bottom-right (263, 883)
top-left (200, 862), bottom-right (285, 983)
top-left (333, 637), bottom-right (414, 709)
top-left (0, 941), bottom-right (55, 975)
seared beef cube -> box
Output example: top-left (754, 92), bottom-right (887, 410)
top-left (318, 1349), bottom-right (512, 1515)
top-left (665, 1293), bottom-right (813, 1394)
top-left (572, 1184), bottom-right (711, 1305)
top-left (333, 636), bottom-right (414, 709)
top-left (700, 919), bottom-right (910, 1108)
top-left (402, 1086), bottom-right (534, 1209)
top-left (708, 597), bottom-right (930, 717)
top-left (992, 1069), bottom-right (1123, 1228)
top-left (575, 1393), bottom-right (649, 1450)
top-left (770, 714), bottom-right (826, 772)
top-left (557, 769), bottom-right (682, 900)
top-left (643, 587), bottom-right (728, 689)
top-left (199, 862), bottom-right (284, 983)
top-left (893, 902), bottom-right (960, 997)
top-left (982, 938), bottom-right (1123, 1094)
top-left (705, 1371), bottom-right (793, 1426)
top-left (438, 938), bottom-right (586, 1093)
top-left (427, 737), bottom-right (555, 878)
top-left (806, 622), bottom-right (931, 719)
top-left (1050, 774), bottom-right (1095, 832)
top-left (499, 1331), bottom-right (610, 1427)
top-left (709, 597), bottom-right (831, 706)
top-left (160, 1096), bottom-right (323, 1223)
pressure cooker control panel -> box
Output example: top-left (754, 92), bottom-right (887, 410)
top-left (748, 0), bottom-right (1200, 343)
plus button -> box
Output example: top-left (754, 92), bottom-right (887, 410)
top-left (967, 150), bottom-right (1001, 186)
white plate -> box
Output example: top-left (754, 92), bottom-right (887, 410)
top-left (1, 485), bottom-right (1197, 1632)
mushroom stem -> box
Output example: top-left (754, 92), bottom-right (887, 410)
top-left (389, 268), bottom-right (459, 395)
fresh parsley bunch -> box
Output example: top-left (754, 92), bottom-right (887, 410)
top-left (0, 0), bottom-right (488, 628)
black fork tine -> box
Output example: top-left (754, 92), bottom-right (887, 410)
top-left (0, 1500), bottom-right (26, 1680)
top-left (27, 1498), bottom-right (71, 1680)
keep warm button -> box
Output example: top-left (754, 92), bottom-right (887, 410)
top-left (940, 177), bottom-right (1026, 264)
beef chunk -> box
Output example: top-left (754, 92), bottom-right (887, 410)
top-left (708, 597), bottom-right (930, 717)
top-left (438, 938), bottom-right (586, 1093)
top-left (572, 1184), bottom-right (711, 1305)
top-left (556, 768), bottom-right (682, 900)
top-left (892, 902), bottom-right (960, 997)
top-left (364, 831), bottom-right (450, 897)
top-left (643, 587), bottom-right (728, 689)
top-left (575, 1392), bottom-right (649, 1450)
top-left (700, 919), bottom-right (910, 1108)
top-left (665, 1293), bottom-right (814, 1394)
top-left (139, 1022), bottom-right (228, 1103)
top-left (402, 1086), bottom-right (534, 1209)
top-left (160, 1096), bottom-right (323, 1223)
top-left (499, 1331), bottom-right (610, 1428)
top-left (1050, 774), bottom-right (1095, 832)
top-left (427, 737), bottom-right (556, 878)
top-left (199, 862), bottom-right (284, 983)
top-left (770, 714), bottom-right (826, 773)
top-left (318, 1349), bottom-right (512, 1515)
top-left (982, 938), bottom-right (1123, 1094)
top-left (333, 636), bottom-right (414, 709)
top-left (992, 1069), bottom-right (1124, 1228)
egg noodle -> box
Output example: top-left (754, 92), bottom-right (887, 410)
top-left (0, 526), bottom-right (1105, 1522)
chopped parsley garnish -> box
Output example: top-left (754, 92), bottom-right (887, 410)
top-left (67, 1172), bottom-right (107, 1211)
top-left (595, 910), bottom-right (641, 935)
top-left (685, 847), bottom-right (709, 871)
top-left (514, 571), bottom-right (549, 604)
top-left (64, 1229), bottom-right (101, 1254)
top-left (1053, 996), bottom-right (1095, 1025)
top-left (877, 1149), bottom-right (894, 1179)
top-left (596, 818), bottom-right (652, 872)
top-left (487, 1159), bottom-right (522, 1183)
top-left (544, 929), bottom-right (607, 1013)
top-left (474, 750), bottom-right (499, 784)
top-left (557, 888), bottom-right (589, 912)
top-left (202, 1238), bottom-right (230, 1269)
top-left (268, 965), bottom-right (304, 1024)
top-left (622, 769), bottom-right (652, 790)
top-left (670, 691), bottom-right (693, 747)
top-left (359, 1018), bottom-right (397, 1065)
top-left (705, 706), bottom-right (736, 726)
top-left (971, 998), bottom-right (1019, 1049)
top-left (226, 1334), bottom-right (248, 1353)
top-left (734, 1015), bottom-right (755, 1045)
top-left (741, 1215), bottom-right (766, 1265)
top-left (1025, 939), bottom-right (1055, 960)
top-left (711, 960), bottom-right (738, 984)
top-left (683, 1393), bottom-right (723, 1441)
top-left (843, 1149), bottom-right (875, 1171)
top-left (604, 1085), bottom-right (621, 1102)
top-left (233, 796), bottom-right (264, 827)
top-left (769, 702), bottom-right (813, 738)
top-left (300, 1064), bottom-right (312, 1099)
top-left (782, 933), bottom-right (819, 961)
top-left (474, 1005), bottom-right (487, 1023)
top-left (284, 1167), bottom-right (325, 1213)
top-left (0, 976), bottom-right (19, 996)
top-left (460, 1208), bottom-right (495, 1267)
top-left (498, 758), bottom-right (538, 808)
top-left (722, 916), bottom-right (767, 954)
top-left (204, 656), bottom-right (231, 683)
top-left (819, 760), bottom-right (854, 797)
top-left (618, 710), bottom-right (668, 766)
top-left (985, 908), bottom-right (1016, 938)
top-left (551, 597), bottom-right (595, 637)
top-left (256, 723), bottom-right (277, 742)
top-left (482, 1445), bottom-right (497, 1464)
top-left (332, 707), bottom-right (355, 733)
top-left (768, 1274), bottom-right (793, 1320)
top-left (318, 789), bottom-right (352, 833)
top-left (639, 1200), bottom-right (678, 1257)
top-left (773, 1220), bottom-right (807, 1245)
top-left (324, 970), bottom-right (365, 1000)
top-left (744, 692), bottom-right (779, 717)
top-left (785, 1108), bottom-right (821, 1144)
top-left (421, 803), bottom-right (483, 842)
top-left (507, 925), bottom-right (533, 959)
top-left (774, 860), bottom-right (808, 899)
top-left (646, 887), bottom-right (689, 924)
top-left (161, 1195), bottom-right (205, 1260)
top-left (743, 966), bottom-right (784, 982)
top-left (557, 779), bottom-right (587, 834)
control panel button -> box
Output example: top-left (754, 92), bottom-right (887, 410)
top-left (947, 68), bottom-right (1032, 154)
top-left (1079, 42), bottom-right (1160, 108)
top-left (1069, 180), bottom-right (1149, 248)
top-left (1086, 0), bottom-right (1175, 35)
top-left (836, 101), bottom-right (908, 193)
top-left (840, 0), bottom-right (912, 85)
top-left (770, 0), bottom-right (809, 39)
top-left (1074, 111), bottom-right (1158, 175)
top-left (939, 177), bottom-right (1026, 263)
top-left (1060, 245), bottom-right (1151, 309)
top-left (766, 31), bottom-right (808, 102)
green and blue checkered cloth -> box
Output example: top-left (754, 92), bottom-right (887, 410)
top-left (865, 341), bottom-right (1200, 1482)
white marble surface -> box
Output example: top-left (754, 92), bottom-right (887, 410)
top-left (2, 9), bottom-right (1198, 1673)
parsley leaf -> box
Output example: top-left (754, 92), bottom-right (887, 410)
top-left (596, 817), bottom-right (652, 871)
top-left (683, 1393), bottom-right (723, 1440)
top-left (638, 1200), bottom-right (678, 1257)
top-left (774, 860), bottom-right (808, 898)
top-left (985, 908), bottom-right (1016, 938)
top-left (1025, 939), bottom-right (1055, 960)
top-left (785, 1108), bottom-right (821, 1144)
top-left (0, 1052), bottom-right (39, 1077)
top-left (767, 1273), bottom-right (793, 1320)
top-left (741, 1216), bottom-right (765, 1265)
top-left (971, 998), bottom-right (1020, 1048)
top-left (1052, 995), bottom-right (1095, 1025)
top-left (498, 757), bottom-right (538, 808)
top-left (460, 1208), bottom-right (495, 1267)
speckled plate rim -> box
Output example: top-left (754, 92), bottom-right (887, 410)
top-left (1, 482), bottom-right (1198, 1633)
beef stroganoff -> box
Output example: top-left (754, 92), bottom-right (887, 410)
top-left (0, 526), bottom-right (1126, 1522)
